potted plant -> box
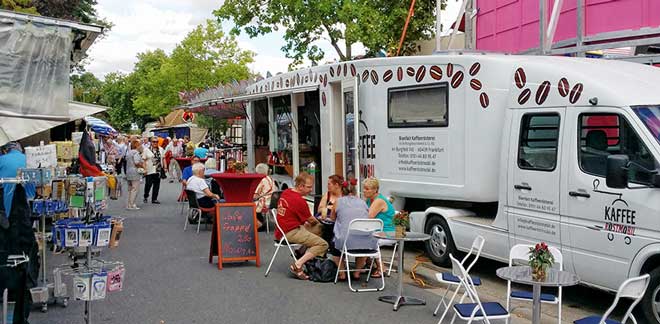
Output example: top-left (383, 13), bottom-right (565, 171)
top-left (529, 242), bottom-right (554, 281)
top-left (393, 211), bottom-right (410, 237)
top-left (233, 161), bottom-right (248, 174)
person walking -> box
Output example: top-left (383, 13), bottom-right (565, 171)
top-left (114, 136), bottom-right (128, 175)
top-left (125, 139), bottom-right (144, 210)
top-left (142, 136), bottom-right (166, 204)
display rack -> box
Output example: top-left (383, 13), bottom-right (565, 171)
top-left (50, 175), bottom-right (124, 324)
top-left (18, 167), bottom-right (69, 312)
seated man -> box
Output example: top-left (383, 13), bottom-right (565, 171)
top-left (180, 156), bottom-right (201, 187)
top-left (275, 172), bottom-right (328, 280)
top-left (186, 162), bottom-right (220, 208)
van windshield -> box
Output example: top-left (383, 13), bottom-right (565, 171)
top-left (632, 105), bottom-right (660, 146)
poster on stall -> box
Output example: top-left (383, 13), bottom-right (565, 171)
top-left (25, 144), bottom-right (57, 168)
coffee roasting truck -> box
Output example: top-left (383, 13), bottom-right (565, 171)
top-left (201, 53), bottom-right (660, 322)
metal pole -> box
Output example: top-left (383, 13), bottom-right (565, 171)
top-left (540, 0), bottom-right (547, 54)
top-left (576, 0), bottom-right (584, 57)
top-left (435, 0), bottom-right (442, 51)
top-left (84, 246), bottom-right (91, 324)
top-left (465, 0), bottom-right (473, 50)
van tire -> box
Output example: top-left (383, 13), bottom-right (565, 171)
top-left (424, 215), bottom-right (456, 267)
top-left (637, 267), bottom-right (660, 324)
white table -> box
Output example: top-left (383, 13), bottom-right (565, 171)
top-left (373, 231), bottom-right (431, 311)
top-left (496, 265), bottom-right (579, 324)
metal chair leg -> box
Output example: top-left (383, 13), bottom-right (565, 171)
top-left (196, 209), bottom-right (202, 234)
top-left (265, 243), bottom-right (283, 277)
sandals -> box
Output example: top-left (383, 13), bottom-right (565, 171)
top-left (289, 263), bottom-right (309, 280)
top-left (370, 269), bottom-right (383, 278)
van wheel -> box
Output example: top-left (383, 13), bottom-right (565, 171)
top-left (424, 215), bottom-right (456, 267)
top-left (638, 267), bottom-right (660, 324)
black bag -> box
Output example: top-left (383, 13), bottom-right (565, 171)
top-left (159, 168), bottom-right (167, 179)
top-left (304, 258), bottom-right (338, 282)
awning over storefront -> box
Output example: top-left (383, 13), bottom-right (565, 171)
top-left (0, 101), bottom-right (108, 145)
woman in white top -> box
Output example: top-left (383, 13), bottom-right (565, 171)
top-left (124, 139), bottom-right (144, 210)
top-left (186, 163), bottom-right (220, 208)
top-left (253, 163), bottom-right (275, 231)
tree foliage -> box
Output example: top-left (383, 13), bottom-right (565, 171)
top-left (215, 0), bottom-right (445, 67)
top-left (0, 0), bottom-right (38, 14)
top-left (71, 72), bottom-right (103, 104)
top-left (89, 19), bottom-right (253, 133)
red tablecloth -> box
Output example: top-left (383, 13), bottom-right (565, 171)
top-left (210, 173), bottom-right (265, 203)
top-left (174, 157), bottom-right (208, 170)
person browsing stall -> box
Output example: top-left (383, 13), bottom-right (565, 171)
top-left (186, 163), bottom-right (220, 208)
top-left (330, 178), bottom-right (380, 280)
top-left (142, 136), bottom-right (166, 204)
top-left (362, 177), bottom-right (395, 232)
top-left (125, 139), bottom-right (144, 210)
top-left (275, 172), bottom-right (328, 280)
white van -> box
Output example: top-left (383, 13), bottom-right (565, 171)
top-left (236, 53), bottom-right (660, 322)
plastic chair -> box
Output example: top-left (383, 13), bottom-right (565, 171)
top-left (449, 253), bottom-right (510, 324)
top-left (573, 274), bottom-right (650, 324)
top-left (506, 244), bottom-right (563, 324)
top-left (183, 190), bottom-right (216, 234)
top-left (434, 235), bottom-right (485, 323)
top-left (264, 192), bottom-right (302, 277)
top-left (333, 218), bottom-right (385, 292)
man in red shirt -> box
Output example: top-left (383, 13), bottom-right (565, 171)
top-left (275, 172), bottom-right (328, 280)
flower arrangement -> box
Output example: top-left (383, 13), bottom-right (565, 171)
top-left (529, 242), bottom-right (554, 281)
top-left (393, 211), bottom-right (409, 237)
top-left (233, 161), bottom-right (248, 173)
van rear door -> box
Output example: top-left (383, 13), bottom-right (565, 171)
top-left (507, 109), bottom-right (564, 248)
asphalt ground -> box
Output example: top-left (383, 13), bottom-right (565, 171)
top-left (27, 180), bottom-right (621, 324)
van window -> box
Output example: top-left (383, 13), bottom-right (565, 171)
top-left (579, 113), bottom-right (657, 184)
top-left (388, 83), bottom-right (448, 128)
top-left (518, 114), bottom-right (560, 171)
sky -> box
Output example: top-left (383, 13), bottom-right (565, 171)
top-left (86, 0), bottom-right (461, 80)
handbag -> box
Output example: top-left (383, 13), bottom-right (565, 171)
top-left (159, 168), bottom-right (167, 179)
top-left (136, 167), bottom-right (145, 175)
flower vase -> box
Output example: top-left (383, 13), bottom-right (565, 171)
top-left (531, 265), bottom-right (547, 281)
top-left (395, 225), bottom-right (406, 238)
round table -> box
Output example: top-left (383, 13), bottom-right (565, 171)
top-left (372, 231), bottom-right (431, 311)
top-left (209, 173), bottom-right (264, 203)
top-left (496, 266), bottom-right (579, 324)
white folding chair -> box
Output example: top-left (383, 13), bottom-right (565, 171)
top-left (377, 239), bottom-right (398, 276)
top-left (333, 219), bottom-right (385, 292)
top-left (506, 244), bottom-right (563, 324)
top-left (182, 190), bottom-right (215, 234)
top-left (449, 253), bottom-right (510, 324)
top-left (573, 274), bottom-right (650, 324)
top-left (434, 235), bottom-right (485, 323)
top-left (264, 199), bottom-right (301, 277)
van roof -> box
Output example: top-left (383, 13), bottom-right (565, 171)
top-left (247, 54), bottom-right (660, 108)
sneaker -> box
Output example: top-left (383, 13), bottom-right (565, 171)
top-left (132, 205), bottom-right (141, 210)
top-left (152, 201), bottom-right (161, 204)
top-left (143, 198), bottom-right (148, 203)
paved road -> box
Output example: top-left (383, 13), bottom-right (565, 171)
top-left (29, 181), bottom-right (460, 324)
top-left (28, 180), bottom-right (625, 324)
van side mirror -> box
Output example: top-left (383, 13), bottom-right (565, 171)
top-left (654, 173), bottom-right (660, 188)
top-left (606, 155), bottom-right (629, 189)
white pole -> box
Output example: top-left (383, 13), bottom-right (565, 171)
top-left (435, 0), bottom-right (442, 51)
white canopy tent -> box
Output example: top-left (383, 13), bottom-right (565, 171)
top-left (0, 101), bottom-right (108, 145)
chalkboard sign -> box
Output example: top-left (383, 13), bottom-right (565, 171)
top-left (209, 202), bottom-right (261, 270)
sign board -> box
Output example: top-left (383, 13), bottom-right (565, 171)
top-left (209, 203), bottom-right (260, 270)
top-left (25, 144), bottom-right (57, 168)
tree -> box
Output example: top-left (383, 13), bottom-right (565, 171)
top-left (0, 0), bottom-right (38, 14)
top-left (71, 72), bottom-right (103, 103)
top-left (100, 72), bottom-right (147, 132)
top-left (214, 0), bottom-right (445, 67)
top-left (130, 20), bottom-right (254, 118)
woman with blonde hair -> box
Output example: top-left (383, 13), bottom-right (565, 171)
top-left (253, 163), bottom-right (274, 231)
top-left (362, 177), bottom-right (395, 232)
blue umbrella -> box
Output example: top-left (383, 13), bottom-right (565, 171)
top-left (84, 116), bottom-right (117, 136)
